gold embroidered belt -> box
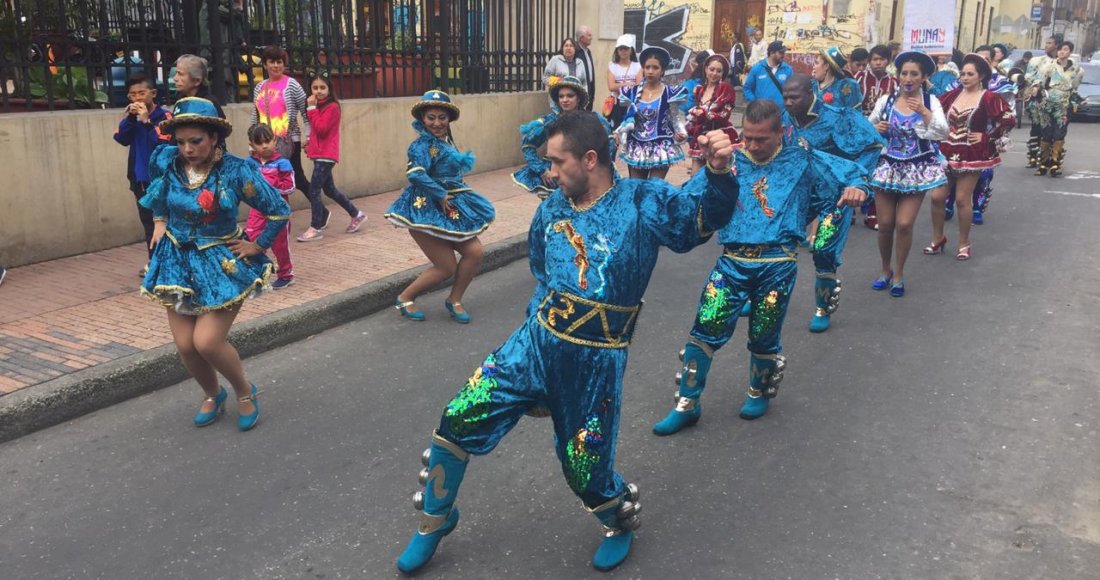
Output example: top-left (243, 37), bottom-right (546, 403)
top-left (535, 290), bottom-right (642, 349)
top-left (723, 244), bottom-right (797, 263)
top-left (165, 226), bottom-right (245, 250)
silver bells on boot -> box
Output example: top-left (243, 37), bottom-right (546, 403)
top-left (761, 355), bottom-right (787, 399)
top-left (606, 483), bottom-right (643, 537)
top-left (825, 280), bottom-right (841, 314)
top-left (412, 447), bottom-right (432, 510)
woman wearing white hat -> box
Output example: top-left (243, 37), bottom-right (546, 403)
top-left (606, 34), bottom-right (642, 128)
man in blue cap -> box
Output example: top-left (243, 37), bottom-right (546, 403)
top-left (743, 40), bottom-right (793, 110)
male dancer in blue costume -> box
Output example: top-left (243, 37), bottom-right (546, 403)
top-left (396, 113), bottom-right (740, 574)
top-left (653, 99), bottom-right (870, 436)
top-left (782, 74), bottom-right (884, 333)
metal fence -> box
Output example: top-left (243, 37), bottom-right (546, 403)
top-left (0, 0), bottom-right (577, 113)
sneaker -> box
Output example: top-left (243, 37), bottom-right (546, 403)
top-left (272, 277), bottom-right (295, 290)
top-left (319, 208), bottom-right (332, 230)
top-left (345, 211), bottom-right (367, 233)
top-left (972, 211), bottom-right (984, 225)
top-left (297, 227), bottom-right (324, 242)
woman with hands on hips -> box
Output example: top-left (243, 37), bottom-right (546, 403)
top-left (139, 97), bottom-right (291, 431)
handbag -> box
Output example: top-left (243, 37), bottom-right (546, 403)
top-left (602, 95), bottom-right (617, 117)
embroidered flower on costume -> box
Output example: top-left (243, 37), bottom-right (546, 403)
top-left (414, 196), bottom-right (427, 209)
top-left (243, 181), bottom-right (257, 199)
top-left (198, 188), bottom-right (217, 223)
top-left (822, 92), bottom-right (835, 104)
top-left (448, 208), bottom-right (461, 220)
top-left (221, 257), bottom-right (238, 275)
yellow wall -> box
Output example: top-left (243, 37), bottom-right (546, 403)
top-left (764, 0), bottom-right (875, 69)
top-left (0, 92), bottom-right (549, 267)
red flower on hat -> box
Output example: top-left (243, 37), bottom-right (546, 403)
top-left (822, 92), bottom-right (835, 105)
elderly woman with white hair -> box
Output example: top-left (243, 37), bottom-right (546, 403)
top-left (173, 54), bottom-right (226, 118)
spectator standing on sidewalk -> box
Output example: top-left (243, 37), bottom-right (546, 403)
top-left (748, 28), bottom-right (767, 67)
top-left (114, 73), bottom-right (173, 273)
top-left (245, 124), bottom-right (296, 289)
top-left (173, 55), bottom-right (225, 119)
top-left (575, 25), bottom-right (597, 111)
top-left (297, 71), bottom-right (366, 242)
top-left (251, 45), bottom-right (311, 197)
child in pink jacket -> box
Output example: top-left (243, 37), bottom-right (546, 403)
top-left (296, 72), bottom-right (366, 241)
top-left (246, 124), bottom-right (296, 288)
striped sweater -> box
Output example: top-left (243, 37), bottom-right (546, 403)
top-left (250, 76), bottom-right (310, 142)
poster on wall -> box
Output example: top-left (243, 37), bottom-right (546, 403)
top-left (902, 0), bottom-right (956, 54)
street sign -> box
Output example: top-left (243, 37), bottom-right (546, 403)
top-left (1031, 5), bottom-right (1043, 22)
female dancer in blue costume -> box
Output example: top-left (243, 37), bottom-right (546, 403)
top-left (512, 76), bottom-right (616, 196)
top-left (139, 97), bottom-right (291, 431)
top-left (615, 46), bottom-right (689, 180)
top-left (866, 52), bottom-right (948, 296)
top-left (395, 114), bottom-right (739, 574)
top-left (813, 46), bottom-right (863, 109)
top-left (384, 91), bottom-right (496, 323)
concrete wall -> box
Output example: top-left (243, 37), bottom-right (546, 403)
top-left (0, 91), bottom-right (548, 268)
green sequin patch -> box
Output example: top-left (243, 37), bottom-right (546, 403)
top-left (565, 414), bottom-right (606, 494)
top-left (697, 271), bottom-right (735, 334)
top-left (813, 210), bottom-right (841, 251)
top-left (443, 354), bottom-right (500, 436)
top-left (750, 287), bottom-right (788, 338)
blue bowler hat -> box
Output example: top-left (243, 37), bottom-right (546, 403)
top-left (894, 51), bottom-right (936, 77)
top-left (158, 97), bottom-right (232, 136)
top-left (639, 46), bottom-right (672, 69)
top-left (821, 46), bottom-right (849, 76)
top-left (549, 75), bottom-right (589, 109)
top-left (411, 90), bottom-right (461, 121)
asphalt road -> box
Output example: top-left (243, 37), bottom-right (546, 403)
top-left (2, 122), bottom-right (1099, 580)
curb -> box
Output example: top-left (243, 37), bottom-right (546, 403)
top-left (0, 233), bottom-right (529, 444)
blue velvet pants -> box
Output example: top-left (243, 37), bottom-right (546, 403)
top-left (689, 245), bottom-right (798, 355)
top-left (436, 316), bottom-right (628, 508)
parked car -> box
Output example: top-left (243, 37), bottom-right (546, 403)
top-left (1071, 64), bottom-right (1100, 122)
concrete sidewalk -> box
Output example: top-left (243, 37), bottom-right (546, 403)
top-left (0, 166), bottom-right (543, 441)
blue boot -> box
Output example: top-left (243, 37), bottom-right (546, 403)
top-left (653, 342), bottom-right (713, 436)
top-left (589, 483), bottom-right (641, 572)
top-left (739, 354), bottom-right (786, 420)
top-left (396, 432), bottom-right (470, 574)
top-left (809, 275), bottom-right (840, 334)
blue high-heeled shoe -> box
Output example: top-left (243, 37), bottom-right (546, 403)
top-left (395, 298), bottom-right (426, 321)
top-left (889, 281), bottom-right (906, 298)
top-left (237, 385), bottom-right (261, 432)
top-left (444, 301), bottom-right (471, 324)
top-left (871, 270), bottom-right (893, 291)
top-left (193, 386), bottom-right (227, 427)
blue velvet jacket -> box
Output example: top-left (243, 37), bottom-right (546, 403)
top-left (140, 146), bottom-right (291, 250)
top-left (784, 97), bottom-right (886, 176)
top-left (527, 170), bottom-right (738, 314)
top-left (719, 140), bottom-right (870, 246)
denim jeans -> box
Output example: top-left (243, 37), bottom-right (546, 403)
top-left (130, 180), bottom-right (155, 258)
top-left (307, 160), bottom-right (360, 229)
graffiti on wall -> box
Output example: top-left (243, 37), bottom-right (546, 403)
top-left (764, 0), bottom-right (867, 54)
top-left (624, 0), bottom-right (713, 77)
